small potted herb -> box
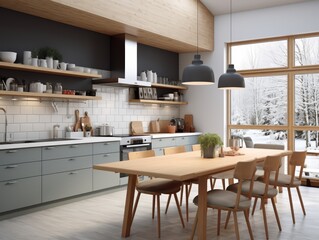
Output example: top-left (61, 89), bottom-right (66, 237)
top-left (84, 125), bottom-right (92, 137)
top-left (198, 133), bottom-right (223, 158)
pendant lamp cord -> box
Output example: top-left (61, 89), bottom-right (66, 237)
top-left (197, 0), bottom-right (199, 55)
top-left (229, 0), bottom-right (232, 63)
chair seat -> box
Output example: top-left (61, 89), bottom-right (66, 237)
top-left (136, 178), bottom-right (182, 194)
top-left (259, 173), bottom-right (301, 187)
top-left (193, 189), bottom-right (251, 210)
top-left (227, 181), bottom-right (277, 198)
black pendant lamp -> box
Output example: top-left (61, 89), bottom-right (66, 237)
top-left (182, 0), bottom-right (214, 85)
top-left (218, 0), bottom-right (245, 89)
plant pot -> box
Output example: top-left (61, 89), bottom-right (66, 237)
top-left (202, 146), bottom-right (217, 158)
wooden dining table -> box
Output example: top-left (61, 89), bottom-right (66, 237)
top-left (93, 147), bottom-right (292, 240)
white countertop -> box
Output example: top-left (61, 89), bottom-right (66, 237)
top-left (0, 137), bottom-right (121, 150)
top-left (150, 132), bottom-right (201, 139)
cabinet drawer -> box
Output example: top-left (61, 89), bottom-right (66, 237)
top-left (42, 168), bottom-right (92, 202)
top-left (187, 136), bottom-right (199, 145)
top-left (42, 156), bottom-right (92, 175)
top-left (0, 162), bottom-right (41, 181)
top-left (0, 176), bottom-right (41, 213)
top-left (93, 141), bottom-right (120, 154)
top-left (0, 148), bottom-right (41, 165)
top-left (153, 148), bottom-right (164, 156)
top-left (93, 171), bottom-right (119, 191)
top-left (42, 144), bottom-right (92, 160)
top-left (152, 138), bottom-right (176, 148)
top-left (93, 152), bottom-right (120, 164)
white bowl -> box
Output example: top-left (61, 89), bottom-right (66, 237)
top-left (0, 51), bottom-right (17, 63)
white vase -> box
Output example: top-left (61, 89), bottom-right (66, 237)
top-left (46, 57), bottom-right (53, 69)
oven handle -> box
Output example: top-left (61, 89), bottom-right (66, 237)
top-left (123, 143), bottom-right (151, 148)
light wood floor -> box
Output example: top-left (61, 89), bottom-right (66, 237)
top-left (0, 182), bottom-right (318, 240)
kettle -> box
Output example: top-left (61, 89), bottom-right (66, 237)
top-left (229, 136), bottom-right (243, 151)
top-left (99, 124), bottom-right (114, 136)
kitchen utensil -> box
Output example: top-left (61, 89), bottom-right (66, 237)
top-left (73, 109), bottom-right (81, 132)
top-left (150, 119), bottom-right (160, 133)
top-left (0, 51), bottom-right (17, 63)
top-left (170, 118), bottom-right (185, 132)
top-left (5, 78), bottom-right (14, 91)
top-left (131, 121), bottom-right (144, 135)
top-left (99, 124), bottom-right (114, 136)
top-left (184, 114), bottom-right (193, 132)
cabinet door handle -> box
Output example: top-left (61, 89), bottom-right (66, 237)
top-left (68, 158), bottom-right (75, 161)
top-left (5, 165), bottom-right (18, 169)
top-left (70, 145), bottom-right (79, 148)
top-left (5, 181), bottom-right (18, 185)
top-left (7, 150), bottom-right (17, 153)
top-left (104, 143), bottom-right (110, 145)
top-left (104, 154), bottom-right (110, 157)
top-left (69, 171), bottom-right (78, 175)
top-left (45, 146), bottom-right (56, 150)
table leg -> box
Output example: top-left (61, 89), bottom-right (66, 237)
top-left (197, 175), bottom-right (208, 240)
top-left (122, 174), bottom-right (137, 237)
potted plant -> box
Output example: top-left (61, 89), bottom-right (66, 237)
top-left (84, 125), bottom-right (92, 137)
top-left (198, 133), bottom-right (223, 158)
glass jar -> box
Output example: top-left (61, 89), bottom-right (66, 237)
top-left (46, 82), bottom-right (53, 93)
top-left (54, 83), bottom-right (62, 94)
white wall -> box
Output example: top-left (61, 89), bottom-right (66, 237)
top-left (179, 0), bottom-right (319, 141)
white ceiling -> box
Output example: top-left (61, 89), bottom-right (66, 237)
top-left (201, 0), bottom-right (314, 16)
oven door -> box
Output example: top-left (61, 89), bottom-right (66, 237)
top-left (119, 143), bottom-right (152, 185)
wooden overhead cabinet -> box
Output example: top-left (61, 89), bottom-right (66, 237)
top-left (0, 0), bottom-right (214, 53)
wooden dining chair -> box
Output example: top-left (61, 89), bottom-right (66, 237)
top-left (128, 149), bottom-right (185, 238)
top-left (263, 151), bottom-right (307, 224)
top-left (191, 160), bottom-right (257, 240)
top-left (191, 144), bottom-right (201, 151)
top-left (227, 155), bottom-right (282, 239)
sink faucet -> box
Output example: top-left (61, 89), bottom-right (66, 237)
top-left (0, 107), bottom-right (7, 142)
top-left (53, 124), bottom-right (60, 139)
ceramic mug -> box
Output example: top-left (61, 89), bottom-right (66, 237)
top-left (58, 62), bottom-right (67, 70)
top-left (31, 58), bottom-right (38, 67)
top-left (39, 59), bottom-right (47, 68)
top-left (53, 60), bottom-right (59, 69)
top-left (67, 63), bottom-right (75, 70)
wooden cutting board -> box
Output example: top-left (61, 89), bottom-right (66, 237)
top-left (184, 114), bottom-right (193, 132)
top-left (159, 120), bottom-right (170, 133)
top-left (80, 111), bottom-right (93, 134)
top-left (73, 109), bottom-right (81, 132)
top-left (150, 119), bottom-right (160, 133)
top-left (131, 121), bottom-right (144, 135)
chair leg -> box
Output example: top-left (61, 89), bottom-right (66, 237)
top-left (271, 197), bottom-right (282, 231)
top-left (252, 197), bottom-right (258, 216)
top-left (222, 179), bottom-right (226, 190)
top-left (233, 211), bottom-right (240, 240)
top-left (287, 187), bottom-right (296, 224)
top-left (173, 193), bottom-right (185, 228)
top-left (217, 209), bottom-right (221, 236)
top-left (156, 195), bottom-right (161, 238)
top-left (165, 194), bottom-right (172, 214)
top-left (185, 183), bottom-right (189, 222)
top-left (152, 195), bottom-right (156, 219)
top-left (191, 209), bottom-right (198, 240)
top-left (212, 178), bottom-right (216, 189)
top-left (224, 210), bottom-right (231, 229)
top-left (244, 209), bottom-right (254, 240)
top-left (132, 192), bottom-right (141, 223)
top-left (261, 198), bottom-right (269, 239)
top-left (209, 177), bottom-right (214, 190)
top-left (296, 186), bottom-right (306, 216)
top-left (180, 184), bottom-right (184, 206)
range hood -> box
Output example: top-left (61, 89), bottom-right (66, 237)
top-left (92, 34), bottom-right (151, 87)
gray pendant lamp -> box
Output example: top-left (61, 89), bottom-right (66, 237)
top-left (218, 0), bottom-right (245, 89)
top-left (182, 0), bottom-right (214, 85)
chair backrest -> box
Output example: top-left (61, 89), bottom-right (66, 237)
top-left (192, 144), bottom-right (201, 151)
top-left (253, 143), bottom-right (285, 150)
top-left (262, 155), bottom-right (282, 196)
top-left (243, 137), bottom-right (254, 148)
top-left (233, 160), bottom-right (256, 208)
top-left (289, 151), bottom-right (307, 182)
top-left (128, 149), bottom-right (156, 160)
top-left (164, 145), bottom-right (186, 155)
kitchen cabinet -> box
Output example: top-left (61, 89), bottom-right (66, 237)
top-left (0, 147), bottom-right (42, 213)
top-left (92, 141), bottom-right (120, 191)
top-left (0, 61), bottom-right (102, 101)
top-left (152, 135), bottom-right (199, 156)
top-left (42, 143), bottom-right (93, 202)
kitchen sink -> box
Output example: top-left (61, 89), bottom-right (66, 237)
top-left (0, 138), bottom-right (78, 145)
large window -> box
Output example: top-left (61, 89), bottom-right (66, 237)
top-left (228, 33), bottom-right (319, 150)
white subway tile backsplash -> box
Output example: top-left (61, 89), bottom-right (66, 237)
top-left (0, 86), bottom-right (179, 140)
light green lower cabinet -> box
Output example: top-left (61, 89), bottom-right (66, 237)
top-left (0, 176), bottom-right (41, 213)
top-left (42, 168), bottom-right (92, 202)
